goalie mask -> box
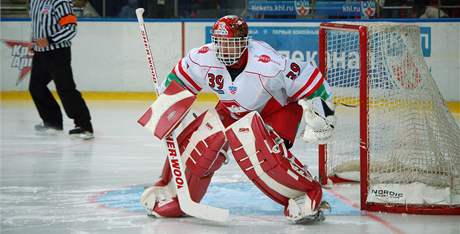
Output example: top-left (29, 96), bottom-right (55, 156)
top-left (211, 15), bottom-right (249, 66)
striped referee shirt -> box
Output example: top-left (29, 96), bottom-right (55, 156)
top-left (30, 0), bottom-right (77, 52)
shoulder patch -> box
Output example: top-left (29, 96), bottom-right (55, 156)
top-left (198, 46), bottom-right (210, 54)
top-left (257, 54), bottom-right (271, 63)
top-left (188, 43), bottom-right (225, 69)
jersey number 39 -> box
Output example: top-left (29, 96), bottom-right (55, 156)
top-left (286, 62), bottom-right (301, 80)
top-left (208, 73), bottom-right (224, 89)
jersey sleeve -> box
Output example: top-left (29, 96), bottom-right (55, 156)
top-left (159, 50), bottom-right (204, 95)
top-left (49, 0), bottom-right (77, 44)
top-left (283, 59), bottom-right (332, 101)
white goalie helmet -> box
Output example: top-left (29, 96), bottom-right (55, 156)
top-left (211, 15), bottom-right (249, 66)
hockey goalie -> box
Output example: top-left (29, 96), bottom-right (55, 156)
top-left (139, 15), bottom-right (335, 224)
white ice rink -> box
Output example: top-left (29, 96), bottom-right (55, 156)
top-left (1, 100), bottom-right (459, 234)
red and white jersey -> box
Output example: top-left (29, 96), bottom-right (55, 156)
top-left (161, 39), bottom-right (331, 120)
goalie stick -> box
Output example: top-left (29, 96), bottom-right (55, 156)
top-left (135, 8), bottom-right (229, 223)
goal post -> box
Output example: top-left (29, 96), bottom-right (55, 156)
top-left (318, 22), bottom-right (460, 215)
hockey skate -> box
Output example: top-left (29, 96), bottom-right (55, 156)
top-left (294, 201), bottom-right (330, 224)
top-left (69, 125), bottom-right (94, 140)
top-left (34, 123), bottom-right (63, 135)
top-left (285, 194), bottom-right (330, 224)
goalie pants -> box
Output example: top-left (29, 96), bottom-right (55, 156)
top-left (215, 101), bottom-right (303, 147)
top-left (29, 47), bottom-right (92, 130)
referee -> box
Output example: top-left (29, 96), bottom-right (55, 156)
top-left (29, 0), bottom-right (94, 139)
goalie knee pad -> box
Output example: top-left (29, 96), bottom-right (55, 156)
top-left (225, 112), bottom-right (322, 210)
top-left (141, 110), bottom-right (227, 217)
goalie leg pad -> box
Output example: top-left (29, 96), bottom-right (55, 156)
top-left (141, 110), bottom-right (227, 217)
top-left (225, 112), bottom-right (322, 208)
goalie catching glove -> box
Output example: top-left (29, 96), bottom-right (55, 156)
top-left (298, 97), bottom-right (336, 144)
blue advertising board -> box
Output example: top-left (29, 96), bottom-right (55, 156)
top-left (420, 27), bottom-right (431, 57)
top-left (205, 25), bottom-right (431, 64)
top-left (206, 26), bottom-right (320, 65)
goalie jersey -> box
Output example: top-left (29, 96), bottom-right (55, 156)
top-left (160, 39), bottom-right (332, 120)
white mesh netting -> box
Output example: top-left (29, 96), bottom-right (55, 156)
top-left (323, 23), bottom-right (460, 205)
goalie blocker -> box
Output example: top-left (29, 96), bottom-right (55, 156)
top-left (138, 80), bottom-right (196, 140)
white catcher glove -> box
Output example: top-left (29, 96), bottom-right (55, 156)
top-left (298, 97), bottom-right (336, 144)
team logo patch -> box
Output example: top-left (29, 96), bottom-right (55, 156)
top-left (239, 128), bottom-right (249, 133)
top-left (41, 4), bottom-right (51, 14)
top-left (295, 1), bottom-right (311, 16)
top-left (205, 122), bottom-right (213, 130)
top-left (167, 111), bottom-right (177, 121)
top-left (229, 85), bottom-right (237, 94)
top-left (213, 22), bottom-right (228, 36)
top-left (258, 55), bottom-right (271, 63)
top-left (198, 46), bottom-right (209, 54)
top-left (361, 1), bottom-right (376, 18)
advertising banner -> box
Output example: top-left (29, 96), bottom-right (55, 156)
top-left (247, 1), bottom-right (376, 18)
top-left (247, 0), bottom-right (310, 16)
top-left (1, 40), bottom-right (33, 85)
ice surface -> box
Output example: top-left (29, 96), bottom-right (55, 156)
top-left (1, 100), bottom-right (459, 234)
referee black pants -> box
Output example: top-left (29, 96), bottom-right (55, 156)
top-left (29, 47), bottom-right (91, 130)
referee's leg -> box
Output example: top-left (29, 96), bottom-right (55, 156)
top-left (49, 47), bottom-right (93, 132)
top-left (29, 51), bottom-right (63, 129)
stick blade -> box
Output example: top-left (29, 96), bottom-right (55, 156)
top-left (181, 202), bottom-right (229, 222)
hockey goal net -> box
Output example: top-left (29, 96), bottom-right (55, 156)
top-left (318, 22), bottom-right (460, 214)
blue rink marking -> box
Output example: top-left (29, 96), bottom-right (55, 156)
top-left (96, 182), bottom-right (360, 216)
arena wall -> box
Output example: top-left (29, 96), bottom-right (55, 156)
top-left (1, 19), bottom-right (459, 101)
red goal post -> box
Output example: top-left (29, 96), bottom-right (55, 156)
top-left (318, 22), bottom-right (460, 215)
